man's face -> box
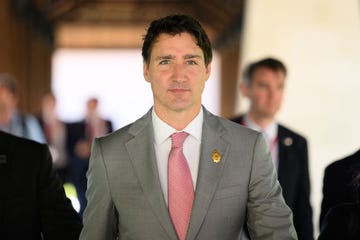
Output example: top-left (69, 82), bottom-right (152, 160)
top-left (143, 32), bottom-right (211, 116)
top-left (242, 67), bottom-right (285, 119)
top-left (0, 86), bottom-right (17, 111)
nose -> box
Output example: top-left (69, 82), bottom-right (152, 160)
top-left (269, 88), bottom-right (275, 98)
top-left (172, 63), bottom-right (186, 82)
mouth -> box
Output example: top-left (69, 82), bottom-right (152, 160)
top-left (169, 88), bottom-right (188, 94)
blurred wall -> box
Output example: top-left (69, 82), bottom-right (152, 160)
top-left (236, 0), bottom-right (360, 236)
top-left (220, 38), bottom-right (242, 118)
top-left (0, 1), bottom-right (52, 114)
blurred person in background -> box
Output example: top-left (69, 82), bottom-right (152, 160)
top-left (66, 97), bottom-right (113, 217)
top-left (231, 57), bottom-right (313, 239)
top-left (320, 149), bottom-right (360, 228)
top-left (318, 161), bottom-right (360, 239)
top-left (0, 73), bottom-right (45, 143)
top-left (0, 130), bottom-right (82, 239)
top-left (38, 92), bottom-right (69, 182)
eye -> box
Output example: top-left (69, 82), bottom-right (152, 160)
top-left (277, 84), bottom-right (284, 90)
top-left (159, 59), bottom-right (170, 65)
top-left (186, 60), bottom-right (197, 65)
top-left (258, 82), bottom-right (267, 87)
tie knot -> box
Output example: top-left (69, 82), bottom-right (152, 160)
top-left (171, 132), bottom-right (189, 149)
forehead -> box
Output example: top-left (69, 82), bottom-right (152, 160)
top-left (151, 33), bottom-right (202, 55)
top-left (252, 67), bottom-right (286, 81)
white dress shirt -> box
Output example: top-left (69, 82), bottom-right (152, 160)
top-left (152, 108), bottom-right (203, 205)
top-left (243, 114), bottom-right (279, 169)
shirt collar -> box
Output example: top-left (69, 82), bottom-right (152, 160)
top-left (244, 114), bottom-right (278, 140)
top-left (152, 108), bottom-right (203, 144)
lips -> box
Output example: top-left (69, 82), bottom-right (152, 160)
top-left (169, 88), bottom-right (188, 93)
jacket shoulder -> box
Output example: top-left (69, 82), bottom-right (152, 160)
top-left (278, 124), bottom-right (306, 140)
top-left (0, 130), bottom-right (47, 150)
top-left (229, 114), bottom-right (244, 124)
top-left (325, 150), bottom-right (360, 174)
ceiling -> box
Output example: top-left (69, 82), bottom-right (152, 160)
top-left (12, 0), bottom-right (245, 49)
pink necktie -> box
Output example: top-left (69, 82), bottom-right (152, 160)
top-left (168, 132), bottom-right (194, 240)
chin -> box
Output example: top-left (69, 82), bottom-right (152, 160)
top-left (259, 112), bottom-right (275, 119)
top-left (169, 100), bottom-right (191, 110)
top-left (171, 105), bottom-right (190, 113)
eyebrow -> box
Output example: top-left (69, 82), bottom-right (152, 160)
top-left (154, 54), bottom-right (202, 61)
top-left (184, 54), bottom-right (202, 60)
top-left (154, 55), bottom-right (174, 61)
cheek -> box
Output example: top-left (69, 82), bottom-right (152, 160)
top-left (252, 90), bottom-right (266, 101)
top-left (193, 74), bottom-right (207, 90)
top-left (274, 92), bottom-right (284, 102)
top-left (150, 77), bottom-right (167, 95)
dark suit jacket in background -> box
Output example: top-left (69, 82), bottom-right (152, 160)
top-left (231, 115), bottom-right (313, 240)
top-left (320, 149), bottom-right (360, 227)
top-left (0, 131), bottom-right (82, 239)
top-left (66, 119), bottom-right (113, 217)
top-left (318, 202), bottom-right (360, 240)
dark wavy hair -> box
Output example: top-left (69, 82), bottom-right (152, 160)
top-left (142, 14), bottom-right (212, 67)
top-left (243, 57), bottom-right (287, 84)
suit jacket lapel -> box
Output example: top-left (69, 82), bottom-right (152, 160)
top-left (277, 125), bottom-right (297, 205)
top-left (187, 109), bottom-right (229, 240)
top-left (125, 110), bottom-right (177, 240)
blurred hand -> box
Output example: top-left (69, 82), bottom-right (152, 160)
top-left (74, 140), bottom-right (91, 159)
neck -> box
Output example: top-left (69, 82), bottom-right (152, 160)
top-left (247, 112), bottom-right (275, 129)
top-left (154, 105), bottom-right (201, 131)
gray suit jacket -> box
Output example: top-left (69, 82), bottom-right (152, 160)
top-left (80, 108), bottom-right (297, 240)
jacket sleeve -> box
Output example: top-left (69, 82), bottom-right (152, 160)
top-left (320, 164), bottom-right (337, 228)
top-left (38, 144), bottom-right (83, 239)
top-left (247, 134), bottom-right (298, 239)
top-left (80, 138), bottom-right (118, 240)
top-left (292, 138), bottom-right (313, 239)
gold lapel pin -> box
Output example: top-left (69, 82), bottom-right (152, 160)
top-left (212, 149), bottom-right (221, 163)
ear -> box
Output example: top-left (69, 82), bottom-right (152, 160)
top-left (204, 63), bottom-right (211, 82)
top-left (240, 82), bottom-right (250, 98)
top-left (143, 61), bottom-right (150, 83)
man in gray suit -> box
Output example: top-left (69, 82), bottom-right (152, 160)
top-left (80, 14), bottom-right (297, 240)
